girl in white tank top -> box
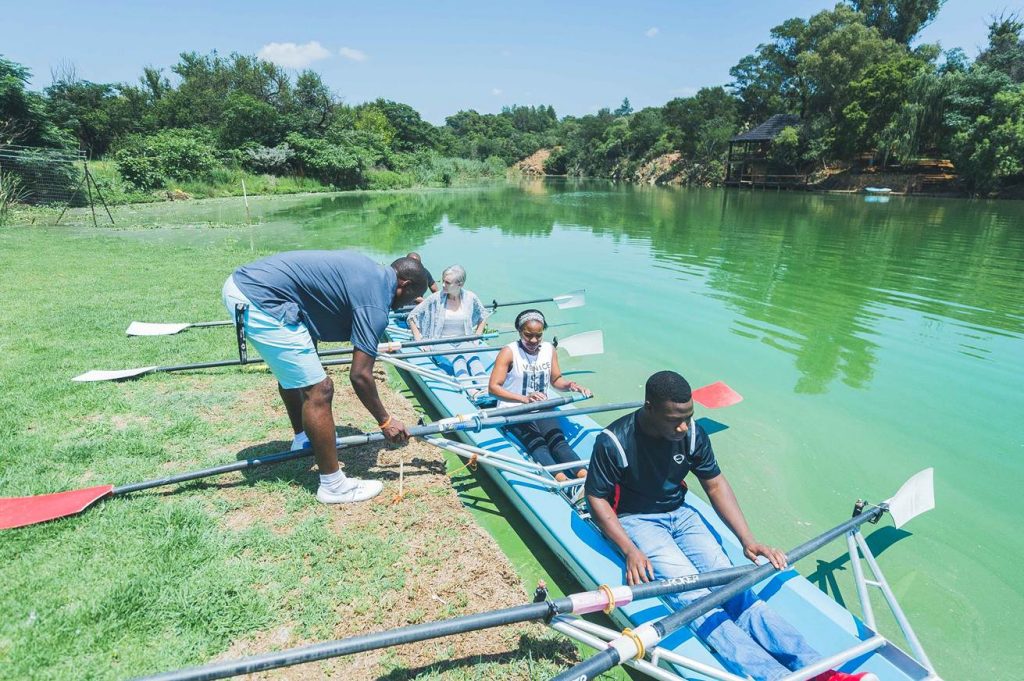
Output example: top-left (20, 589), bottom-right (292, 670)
top-left (487, 310), bottom-right (592, 485)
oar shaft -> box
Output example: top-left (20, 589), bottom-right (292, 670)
top-left (189, 321), bottom-right (233, 328)
top-left (113, 397), bottom-right (620, 497)
top-left (141, 601), bottom-right (558, 681)
top-left (154, 334), bottom-right (497, 374)
top-left (549, 505), bottom-right (888, 681)
top-left (652, 504), bottom-right (886, 638)
top-left (490, 295), bottom-right (552, 308)
top-left (321, 344), bottom-right (501, 368)
top-left (138, 567), bottom-right (753, 681)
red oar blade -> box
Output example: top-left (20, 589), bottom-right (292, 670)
top-left (0, 485), bottom-right (115, 530)
top-left (692, 381), bottom-right (743, 409)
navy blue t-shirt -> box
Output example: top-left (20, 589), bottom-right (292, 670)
top-left (232, 250), bottom-right (395, 356)
top-left (585, 410), bottom-right (721, 515)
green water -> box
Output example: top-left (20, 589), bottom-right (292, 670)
top-left (101, 181), bottom-right (1023, 678)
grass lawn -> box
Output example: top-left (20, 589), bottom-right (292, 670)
top-left (0, 210), bottom-right (584, 679)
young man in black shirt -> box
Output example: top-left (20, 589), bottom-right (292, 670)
top-left (585, 371), bottom-right (876, 681)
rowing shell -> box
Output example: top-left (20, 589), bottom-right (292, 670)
top-left (383, 326), bottom-right (934, 680)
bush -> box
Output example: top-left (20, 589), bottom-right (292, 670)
top-left (0, 168), bottom-right (30, 224)
top-left (242, 143), bottom-right (295, 174)
top-left (544, 147), bottom-right (569, 174)
top-left (284, 133), bottom-right (370, 189)
top-left (114, 129), bottom-right (219, 190)
top-left (366, 169), bottom-right (413, 190)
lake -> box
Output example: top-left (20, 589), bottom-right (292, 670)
top-left (91, 179), bottom-right (1024, 678)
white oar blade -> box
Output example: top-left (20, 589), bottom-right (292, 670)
top-left (885, 468), bottom-right (935, 529)
top-left (126, 322), bottom-right (191, 336)
top-left (553, 290), bottom-right (586, 310)
top-left (558, 330), bottom-right (603, 357)
top-left (72, 366), bottom-right (159, 382)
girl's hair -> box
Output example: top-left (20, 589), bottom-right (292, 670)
top-left (514, 308), bottom-right (547, 331)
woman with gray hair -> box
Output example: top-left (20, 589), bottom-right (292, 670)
top-left (406, 264), bottom-right (491, 394)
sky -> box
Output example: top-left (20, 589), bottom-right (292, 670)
top-left (4, 0), bottom-right (1021, 123)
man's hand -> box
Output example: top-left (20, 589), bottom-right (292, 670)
top-left (526, 391), bottom-right (548, 403)
top-left (381, 418), bottom-right (410, 444)
top-left (742, 540), bottom-right (788, 570)
top-left (625, 548), bottom-right (654, 585)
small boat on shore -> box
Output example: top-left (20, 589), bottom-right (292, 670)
top-left (864, 186), bottom-right (893, 194)
top-left (383, 322), bottom-right (939, 680)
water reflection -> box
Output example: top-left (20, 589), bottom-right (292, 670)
top-left (255, 182), bottom-right (1024, 394)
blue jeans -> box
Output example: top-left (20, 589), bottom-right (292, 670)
top-left (620, 505), bottom-right (820, 681)
top-left (432, 342), bottom-right (486, 380)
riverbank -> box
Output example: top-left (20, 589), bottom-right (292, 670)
top-left (515, 148), bottom-right (1024, 199)
top-left (0, 223), bottom-right (579, 679)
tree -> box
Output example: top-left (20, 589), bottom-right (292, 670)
top-left (614, 98), bottom-right (633, 116)
top-left (948, 83), bottom-right (1024, 191)
top-left (0, 57), bottom-right (70, 148)
top-left (850, 0), bottom-right (946, 45)
top-left (976, 14), bottom-right (1024, 83)
top-left (839, 54), bottom-right (931, 159)
top-left (218, 92), bottom-right (284, 148)
top-left (292, 70), bottom-right (334, 136)
top-left (729, 17), bottom-right (809, 124)
top-left (662, 87), bottom-right (739, 157)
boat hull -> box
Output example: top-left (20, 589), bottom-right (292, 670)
top-left (384, 330), bottom-right (933, 680)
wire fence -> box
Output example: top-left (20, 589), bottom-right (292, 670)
top-left (0, 145), bottom-right (87, 205)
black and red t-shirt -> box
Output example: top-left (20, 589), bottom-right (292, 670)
top-left (585, 410), bottom-right (720, 516)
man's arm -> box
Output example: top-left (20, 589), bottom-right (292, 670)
top-left (699, 473), bottom-right (787, 569)
top-left (587, 495), bottom-right (654, 585)
top-left (350, 349), bottom-right (409, 443)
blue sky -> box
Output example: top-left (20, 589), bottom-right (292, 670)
top-left (5, 0), bottom-right (1020, 123)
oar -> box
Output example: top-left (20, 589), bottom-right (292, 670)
top-left (138, 567), bottom-right (754, 681)
top-left (72, 333), bottom-right (499, 382)
top-left (548, 468), bottom-right (937, 681)
top-left (319, 330), bottom-right (605, 371)
top-left (126, 320), bottom-right (232, 336)
top-left (134, 291), bottom-right (586, 336)
top-left (396, 290), bottom-right (586, 315)
top-left (0, 396), bottom-right (639, 530)
top-left (489, 289), bottom-right (586, 311)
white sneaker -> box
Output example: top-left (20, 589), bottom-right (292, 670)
top-left (290, 432), bottom-right (310, 451)
top-left (316, 478), bottom-right (384, 504)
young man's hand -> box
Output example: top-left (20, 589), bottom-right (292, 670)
top-left (625, 547), bottom-right (654, 585)
top-left (742, 540), bottom-right (788, 570)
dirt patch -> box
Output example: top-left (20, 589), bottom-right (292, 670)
top-left (212, 364), bottom-right (579, 678)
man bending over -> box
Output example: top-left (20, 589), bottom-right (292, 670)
top-left (223, 250), bottom-right (427, 504)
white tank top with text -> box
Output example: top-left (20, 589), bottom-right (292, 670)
top-left (499, 341), bottom-right (554, 407)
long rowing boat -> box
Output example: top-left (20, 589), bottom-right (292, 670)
top-left (383, 324), bottom-right (939, 680)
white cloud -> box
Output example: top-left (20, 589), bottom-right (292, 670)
top-left (339, 46), bottom-right (368, 62)
top-left (257, 41), bottom-right (331, 69)
top-left (491, 88), bottom-right (503, 96)
top-left (645, 27), bottom-right (659, 38)
top-left (670, 86), bottom-right (699, 98)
